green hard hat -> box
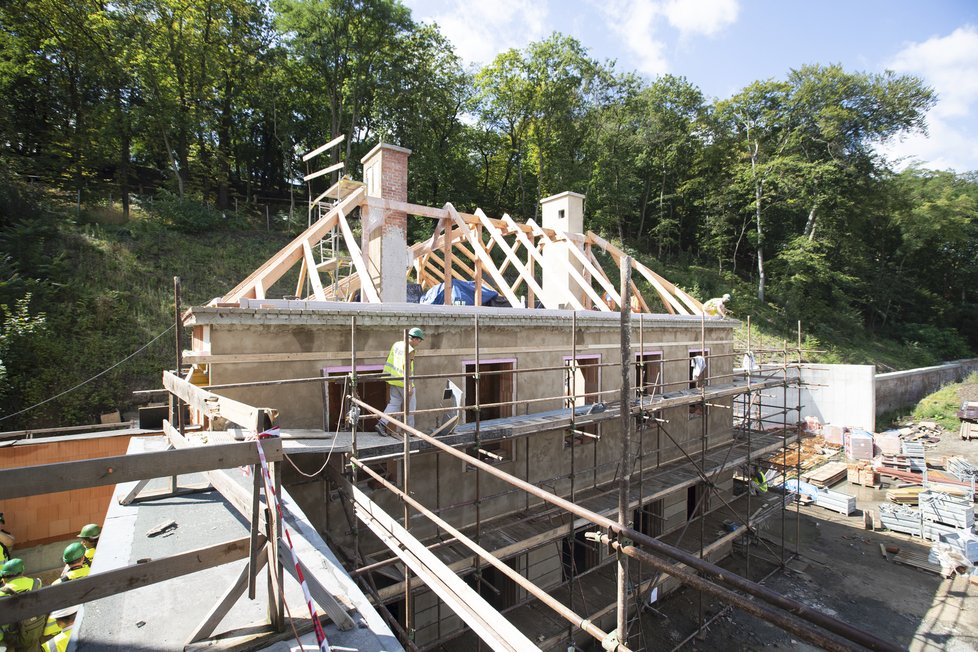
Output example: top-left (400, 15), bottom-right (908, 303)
top-left (1, 558), bottom-right (24, 577)
top-left (63, 542), bottom-right (86, 564)
top-left (78, 523), bottom-right (101, 539)
top-left (408, 327), bottom-right (424, 340)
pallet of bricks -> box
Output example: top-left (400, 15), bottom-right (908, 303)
top-left (848, 460), bottom-right (879, 488)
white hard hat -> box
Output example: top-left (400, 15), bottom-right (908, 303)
top-left (722, 293), bottom-right (731, 301)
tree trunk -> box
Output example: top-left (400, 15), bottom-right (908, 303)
top-left (116, 87), bottom-right (130, 218)
top-left (804, 204), bottom-right (818, 241)
top-left (750, 141), bottom-right (765, 302)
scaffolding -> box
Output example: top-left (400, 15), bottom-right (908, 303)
top-left (260, 299), bottom-right (885, 651)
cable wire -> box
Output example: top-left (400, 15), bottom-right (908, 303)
top-left (0, 324), bottom-right (175, 424)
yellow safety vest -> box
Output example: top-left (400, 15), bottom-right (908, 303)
top-left (383, 341), bottom-right (414, 388)
top-left (44, 624), bottom-right (73, 652)
top-left (1, 575), bottom-right (40, 595)
top-left (55, 565), bottom-right (89, 584)
top-left (703, 298), bottom-right (725, 316)
top-left (85, 546), bottom-right (95, 563)
top-left (44, 615), bottom-right (62, 638)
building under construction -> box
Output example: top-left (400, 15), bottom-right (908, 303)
top-left (0, 140), bottom-right (900, 652)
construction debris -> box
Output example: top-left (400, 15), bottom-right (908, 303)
top-left (146, 519), bottom-right (178, 537)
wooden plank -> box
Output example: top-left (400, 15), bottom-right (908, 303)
top-left (0, 437), bottom-right (282, 500)
top-left (447, 203), bottom-right (520, 307)
top-left (302, 240), bottom-right (326, 301)
top-left (186, 545), bottom-right (269, 645)
top-left (302, 160), bottom-right (344, 183)
top-left (351, 482), bottom-right (537, 651)
top-left (277, 538), bottom-right (356, 630)
top-left (223, 187), bottom-right (364, 303)
top-left (365, 196), bottom-right (558, 239)
top-left (163, 370), bottom-right (276, 433)
top-left (477, 210), bottom-right (552, 309)
top-left (528, 220), bottom-right (613, 310)
top-left (294, 254), bottom-right (308, 300)
top-left (0, 536), bottom-right (259, 624)
top-left (337, 208), bottom-right (381, 303)
top-left (587, 231), bottom-right (703, 314)
top-left (302, 134), bottom-right (345, 162)
top-left (439, 217), bottom-right (453, 306)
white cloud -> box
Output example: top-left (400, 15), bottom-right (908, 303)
top-left (590, 0), bottom-right (738, 76)
top-left (882, 25), bottom-right (978, 171)
top-left (412, 0), bottom-right (548, 66)
top-left (663, 0), bottom-right (739, 37)
top-left (590, 0), bottom-right (668, 75)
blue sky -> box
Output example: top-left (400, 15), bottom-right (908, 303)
top-left (402, 0), bottom-right (978, 172)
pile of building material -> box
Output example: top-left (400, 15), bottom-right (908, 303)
top-left (945, 456), bottom-right (978, 485)
top-left (919, 491), bottom-right (974, 529)
top-left (958, 401), bottom-right (978, 440)
top-left (803, 461), bottom-right (848, 488)
top-left (877, 503), bottom-right (962, 540)
top-left (847, 460), bottom-right (879, 488)
top-left (814, 488), bottom-right (857, 515)
top-left (885, 485), bottom-right (925, 505)
top-left (877, 489), bottom-right (975, 541)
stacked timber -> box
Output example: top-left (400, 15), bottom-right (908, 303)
top-left (886, 485), bottom-right (924, 505)
top-left (814, 489), bottom-right (856, 515)
top-left (803, 461), bottom-right (848, 488)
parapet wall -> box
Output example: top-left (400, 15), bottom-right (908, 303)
top-left (876, 358), bottom-right (978, 416)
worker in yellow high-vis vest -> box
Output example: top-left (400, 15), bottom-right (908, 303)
top-left (43, 607), bottom-right (76, 652)
top-left (377, 328), bottom-right (424, 436)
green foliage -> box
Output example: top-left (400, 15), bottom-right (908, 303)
top-left (912, 372), bottom-right (978, 431)
top-left (0, 294), bottom-right (46, 396)
top-left (901, 324), bottom-right (972, 362)
top-left (146, 191), bottom-right (228, 234)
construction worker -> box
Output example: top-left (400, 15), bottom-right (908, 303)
top-left (750, 467), bottom-right (769, 494)
top-left (703, 293), bottom-right (731, 317)
top-left (55, 543), bottom-right (90, 584)
top-left (0, 512), bottom-right (14, 564)
top-left (0, 558), bottom-right (46, 651)
top-left (77, 523), bottom-right (100, 564)
top-left (377, 327), bottom-right (424, 435)
top-left (42, 607), bottom-right (76, 652)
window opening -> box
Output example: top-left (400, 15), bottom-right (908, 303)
top-left (464, 360), bottom-right (515, 422)
top-left (564, 355), bottom-right (600, 446)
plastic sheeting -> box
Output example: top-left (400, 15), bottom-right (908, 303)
top-left (420, 280), bottom-right (499, 306)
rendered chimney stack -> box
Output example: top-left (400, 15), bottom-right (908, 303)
top-left (540, 191), bottom-right (586, 309)
top-left (361, 143), bottom-right (411, 303)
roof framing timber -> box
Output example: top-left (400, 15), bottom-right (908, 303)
top-left (218, 186), bottom-right (704, 315)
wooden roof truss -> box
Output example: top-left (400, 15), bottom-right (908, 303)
top-left (219, 192), bottom-right (703, 315)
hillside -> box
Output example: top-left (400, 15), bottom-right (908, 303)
top-left (0, 180), bottom-right (970, 430)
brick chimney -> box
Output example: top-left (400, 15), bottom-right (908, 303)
top-left (361, 143), bottom-right (411, 303)
top-left (540, 191), bottom-right (586, 308)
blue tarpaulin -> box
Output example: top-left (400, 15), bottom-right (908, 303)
top-left (420, 280), bottom-right (499, 306)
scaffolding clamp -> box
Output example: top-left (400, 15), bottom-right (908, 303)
top-left (600, 630), bottom-right (622, 651)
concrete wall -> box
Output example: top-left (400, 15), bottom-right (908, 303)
top-left (876, 358), bottom-right (978, 416)
top-left (754, 364), bottom-right (876, 432)
top-left (0, 434), bottom-right (132, 545)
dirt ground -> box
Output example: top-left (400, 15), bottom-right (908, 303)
top-left (624, 419), bottom-right (978, 652)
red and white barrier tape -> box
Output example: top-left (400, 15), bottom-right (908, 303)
top-left (256, 427), bottom-right (329, 652)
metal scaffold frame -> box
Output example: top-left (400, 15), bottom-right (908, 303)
top-left (295, 280), bottom-right (896, 652)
